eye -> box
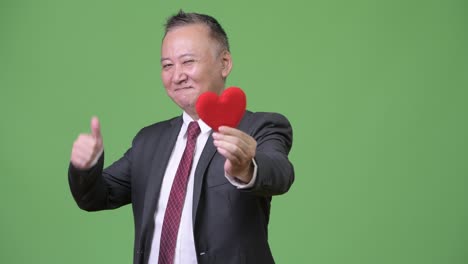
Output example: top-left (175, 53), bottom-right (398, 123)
top-left (183, 59), bottom-right (195, 65)
top-left (162, 63), bottom-right (173, 70)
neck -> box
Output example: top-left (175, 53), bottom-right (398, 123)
top-left (186, 109), bottom-right (199, 121)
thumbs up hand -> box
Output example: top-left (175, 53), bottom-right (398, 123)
top-left (70, 116), bottom-right (104, 170)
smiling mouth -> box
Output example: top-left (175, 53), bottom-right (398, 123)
top-left (175, 87), bottom-right (193, 91)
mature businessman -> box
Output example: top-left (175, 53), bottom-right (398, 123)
top-left (69, 11), bottom-right (294, 264)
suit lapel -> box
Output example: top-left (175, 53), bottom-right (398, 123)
top-left (192, 132), bottom-right (217, 224)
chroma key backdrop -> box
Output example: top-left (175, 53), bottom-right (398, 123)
top-left (1, 1), bottom-right (467, 263)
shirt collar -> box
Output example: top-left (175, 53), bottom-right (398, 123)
top-left (182, 112), bottom-right (212, 135)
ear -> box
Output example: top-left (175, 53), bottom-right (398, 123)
top-left (220, 50), bottom-right (233, 78)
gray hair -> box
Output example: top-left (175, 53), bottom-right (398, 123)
top-left (164, 10), bottom-right (230, 52)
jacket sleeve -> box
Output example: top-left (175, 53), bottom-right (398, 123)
top-left (245, 112), bottom-right (295, 196)
top-left (68, 146), bottom-right (133, 212)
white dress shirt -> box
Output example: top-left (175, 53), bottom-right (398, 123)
top-left (148, 112), bottom-right (257, 264)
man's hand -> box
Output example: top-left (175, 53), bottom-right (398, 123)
top-left (212, 126), bottom-right (256, 183)
top-left (70, 116), bottom-right (104, 170)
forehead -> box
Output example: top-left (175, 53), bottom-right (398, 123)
top-left (162, 24), bottom-right (216, 55)
top-left (161, 24), bottom-right (219, 60)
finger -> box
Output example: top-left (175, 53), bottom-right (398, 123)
top-left (91, 116), bottom-right (101, 139)
top-left (73, 135), bottom-right (102, 159)
top-left (213, 132), bottom-right (256, 161)
top-left (214, 140), bottom-right (251, 167)
top-left (71, 151), bottom-right (91, 169)
top-left (213, 136), bottom-right (238, 152)
top-left (216, 127), bottom-right (256, 148)
top-left (71, 148), bottom-right (99, 169)
top-left (214, 138), bottom-right (249, 158)
top-left (72, 142), bottom-right (97, 160)
top-left (216, 145), bottom-right (242, 165)
top-left (212, 133), bottom-right (248, 151)
top-left (71, 152), bottom-right (90, 167)
top-left (73, 144), bottom-right (95, 160)
top-left (76, 134), bottom-right (95, 145)
top-left (218, 126), bottom-right (246, 137)
top-left (74, 135), bottom-right (99, 152)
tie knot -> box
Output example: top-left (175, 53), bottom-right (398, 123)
top-left (187, 121), bottom-right (201, 140)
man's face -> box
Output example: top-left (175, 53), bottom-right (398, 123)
top-left (161, 24), bottom-right (232, 117)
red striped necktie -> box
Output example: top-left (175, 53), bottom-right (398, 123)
top-left (158, 121), bottom-right (201, 264)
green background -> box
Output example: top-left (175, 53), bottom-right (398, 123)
top-left (1, 0), bottom-right (467, 263)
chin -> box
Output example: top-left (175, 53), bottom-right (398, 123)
top-left (174, 98), bottom-right (195, 111)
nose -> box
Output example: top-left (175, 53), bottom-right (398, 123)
top-left (172, 64), bottom-right (188, 85)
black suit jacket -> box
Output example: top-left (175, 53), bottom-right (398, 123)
top-left (69, 111), bottom-right (294, 264)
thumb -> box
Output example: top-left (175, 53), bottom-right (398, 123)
top-left (91, 116), bottom-right (101, 139)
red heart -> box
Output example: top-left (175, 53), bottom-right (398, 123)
top-left (195, 87), bottom-right (246, 131)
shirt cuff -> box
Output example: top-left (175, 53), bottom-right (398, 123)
top-left (225, 158), bottom-right (258, 189)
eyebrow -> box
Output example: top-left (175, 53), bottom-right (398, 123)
top-left (160, 53), bottom-right (195, 63)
